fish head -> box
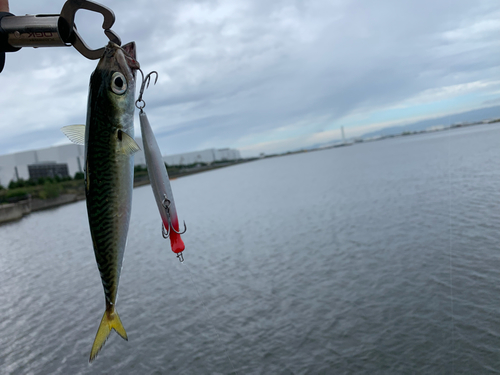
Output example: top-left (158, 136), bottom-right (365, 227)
top-left (90, 41), bottom-right (140, 124)
top-left (97, 40), bottom-right (140, 84)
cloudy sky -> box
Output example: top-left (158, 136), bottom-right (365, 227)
top-left (1, 0), bottom-right (499, 157)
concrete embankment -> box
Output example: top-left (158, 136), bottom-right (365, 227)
top-left (0, 159), bottom-right (254, 225)
top-left (30, 194), bottom-right (85, 212)
top-left (0, 194), bottom-right (85, 224)
top-left (0, 199), bottom-right (31, 224)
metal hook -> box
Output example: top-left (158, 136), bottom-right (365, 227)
top-left (162, 195), bottom-right (172, 239)
top-left (161, 196), bottom-right (172, 239)
top-left (160, 194), bottom-right (187, 237)
top-left (162, 196), bottom-right (171, 210)
top-left (162, 222), bottom-right (170, 239)
top-left (171, 221), bottom-right (187, 235)
top-left (135, 69), bottom-right (158, 110)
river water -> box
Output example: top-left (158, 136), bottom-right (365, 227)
top-left (1, 124), bottom-right (500, 374)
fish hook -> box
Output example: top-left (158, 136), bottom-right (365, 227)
top-left (162, 219), bottom-right (185, 262)
top-left (171, 220), bottom-right (188, 235)
top-left (161, 195), bottom-right (187, 238)
top-left (135, 69), bottom-right (158, 111)
top-left (162, 221), bottom-right (170, 239)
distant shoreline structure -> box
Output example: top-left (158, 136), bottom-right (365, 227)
top-left (0, 146), bottom-right (241, 190)
top-left (0, 158), bottom-right (254, 225)
top-left (260, 117), bottom-right (500, 159)
top-left (355, 117), bottom-right (500, 145)
top-left (2, 118), bottom-right (499, 225)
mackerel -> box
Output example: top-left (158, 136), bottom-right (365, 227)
top-left (62, 41), bottom-right (140, 362)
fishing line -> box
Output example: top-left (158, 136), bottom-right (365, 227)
top-left (446, 123), bottom-right (455, 374)
top-left (179, 259), bottom-right (238, 374)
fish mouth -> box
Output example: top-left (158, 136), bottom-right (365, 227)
top-left (121, 42), bottom-right (140, 70)
top-left (98, 41), bottom-right (139, 82)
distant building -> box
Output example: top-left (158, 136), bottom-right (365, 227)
top-left (28, 163), bottom-right (69, 180)
top-left (426, 125), bottom-right (446, 132)
top-left (0, 140), bottom-right (241, 186)
top-left (133, 139), bottom-right (241, 167)
top-left (162, 148), bottom-right (241, 166)
top-left (0, 144), bottom-right (84, 187)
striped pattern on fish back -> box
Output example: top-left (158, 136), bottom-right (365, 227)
top-left (86, 94), bottom-right (133, 306)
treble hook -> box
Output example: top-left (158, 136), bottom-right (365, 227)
top-left (162, 221), bottom-right (170, 239)
top-left (135, 69), bottom-right (158, 110)
top-left (171, 221), bottom-right (188, 235)
top-left (160, 195), bottom-right (187, 238)
top-left (162, 221), bottom-right (184, 262)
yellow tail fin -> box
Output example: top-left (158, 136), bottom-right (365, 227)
top-left (89, 307), bottom-right (128, 362)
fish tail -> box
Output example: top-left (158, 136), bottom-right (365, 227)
top-left (89, 305), bottom-right (128, 362)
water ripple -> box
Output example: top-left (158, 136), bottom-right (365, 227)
top-left (1, 125), bottom-right (500, 373)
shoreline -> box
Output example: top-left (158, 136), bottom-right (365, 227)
top-left (3, 121), bottom-right (499, 225)
top-left (0, 159), bottom-right (254, 225)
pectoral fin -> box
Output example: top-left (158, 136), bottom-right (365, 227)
top-left (61, 125), bottom-right (86, 145)
top-left (117, 130), bottom-right (141, 155)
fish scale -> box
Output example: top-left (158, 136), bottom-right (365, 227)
top-left (87, 143), bottom-right (130, 305)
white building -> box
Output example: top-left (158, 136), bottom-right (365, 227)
top-left (133, 139), bottom-right (240, 167)
top-left (0, 141), bottom-right (241, 186)
top-left (163, 148), bottom-right (241, 166)
top-left (0, 144), bottom-right (84, 187)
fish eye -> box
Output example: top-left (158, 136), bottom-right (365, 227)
top-left (111, 72), bottom-right (127, 95)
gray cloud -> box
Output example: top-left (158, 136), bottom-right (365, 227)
top-left (1, 0), bottom-right (499, 156)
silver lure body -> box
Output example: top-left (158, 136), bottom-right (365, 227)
top-left (139, 111), bottom-right (178, 228)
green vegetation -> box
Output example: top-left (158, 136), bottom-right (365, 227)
top-left (39, 181), bottom-right (62, 200)
top-left (133, 165), bottom-right (149, 184)
top-left (0, 174), bottom-right (85, 204)
top-left (1, 158), bottom-right (249, 205)
top-left (5, 188), bottom-right (29, 200)
top-left (134, 165), bottom-right (148, 177)
top-left (164, 160), bottom-right (238, 175)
